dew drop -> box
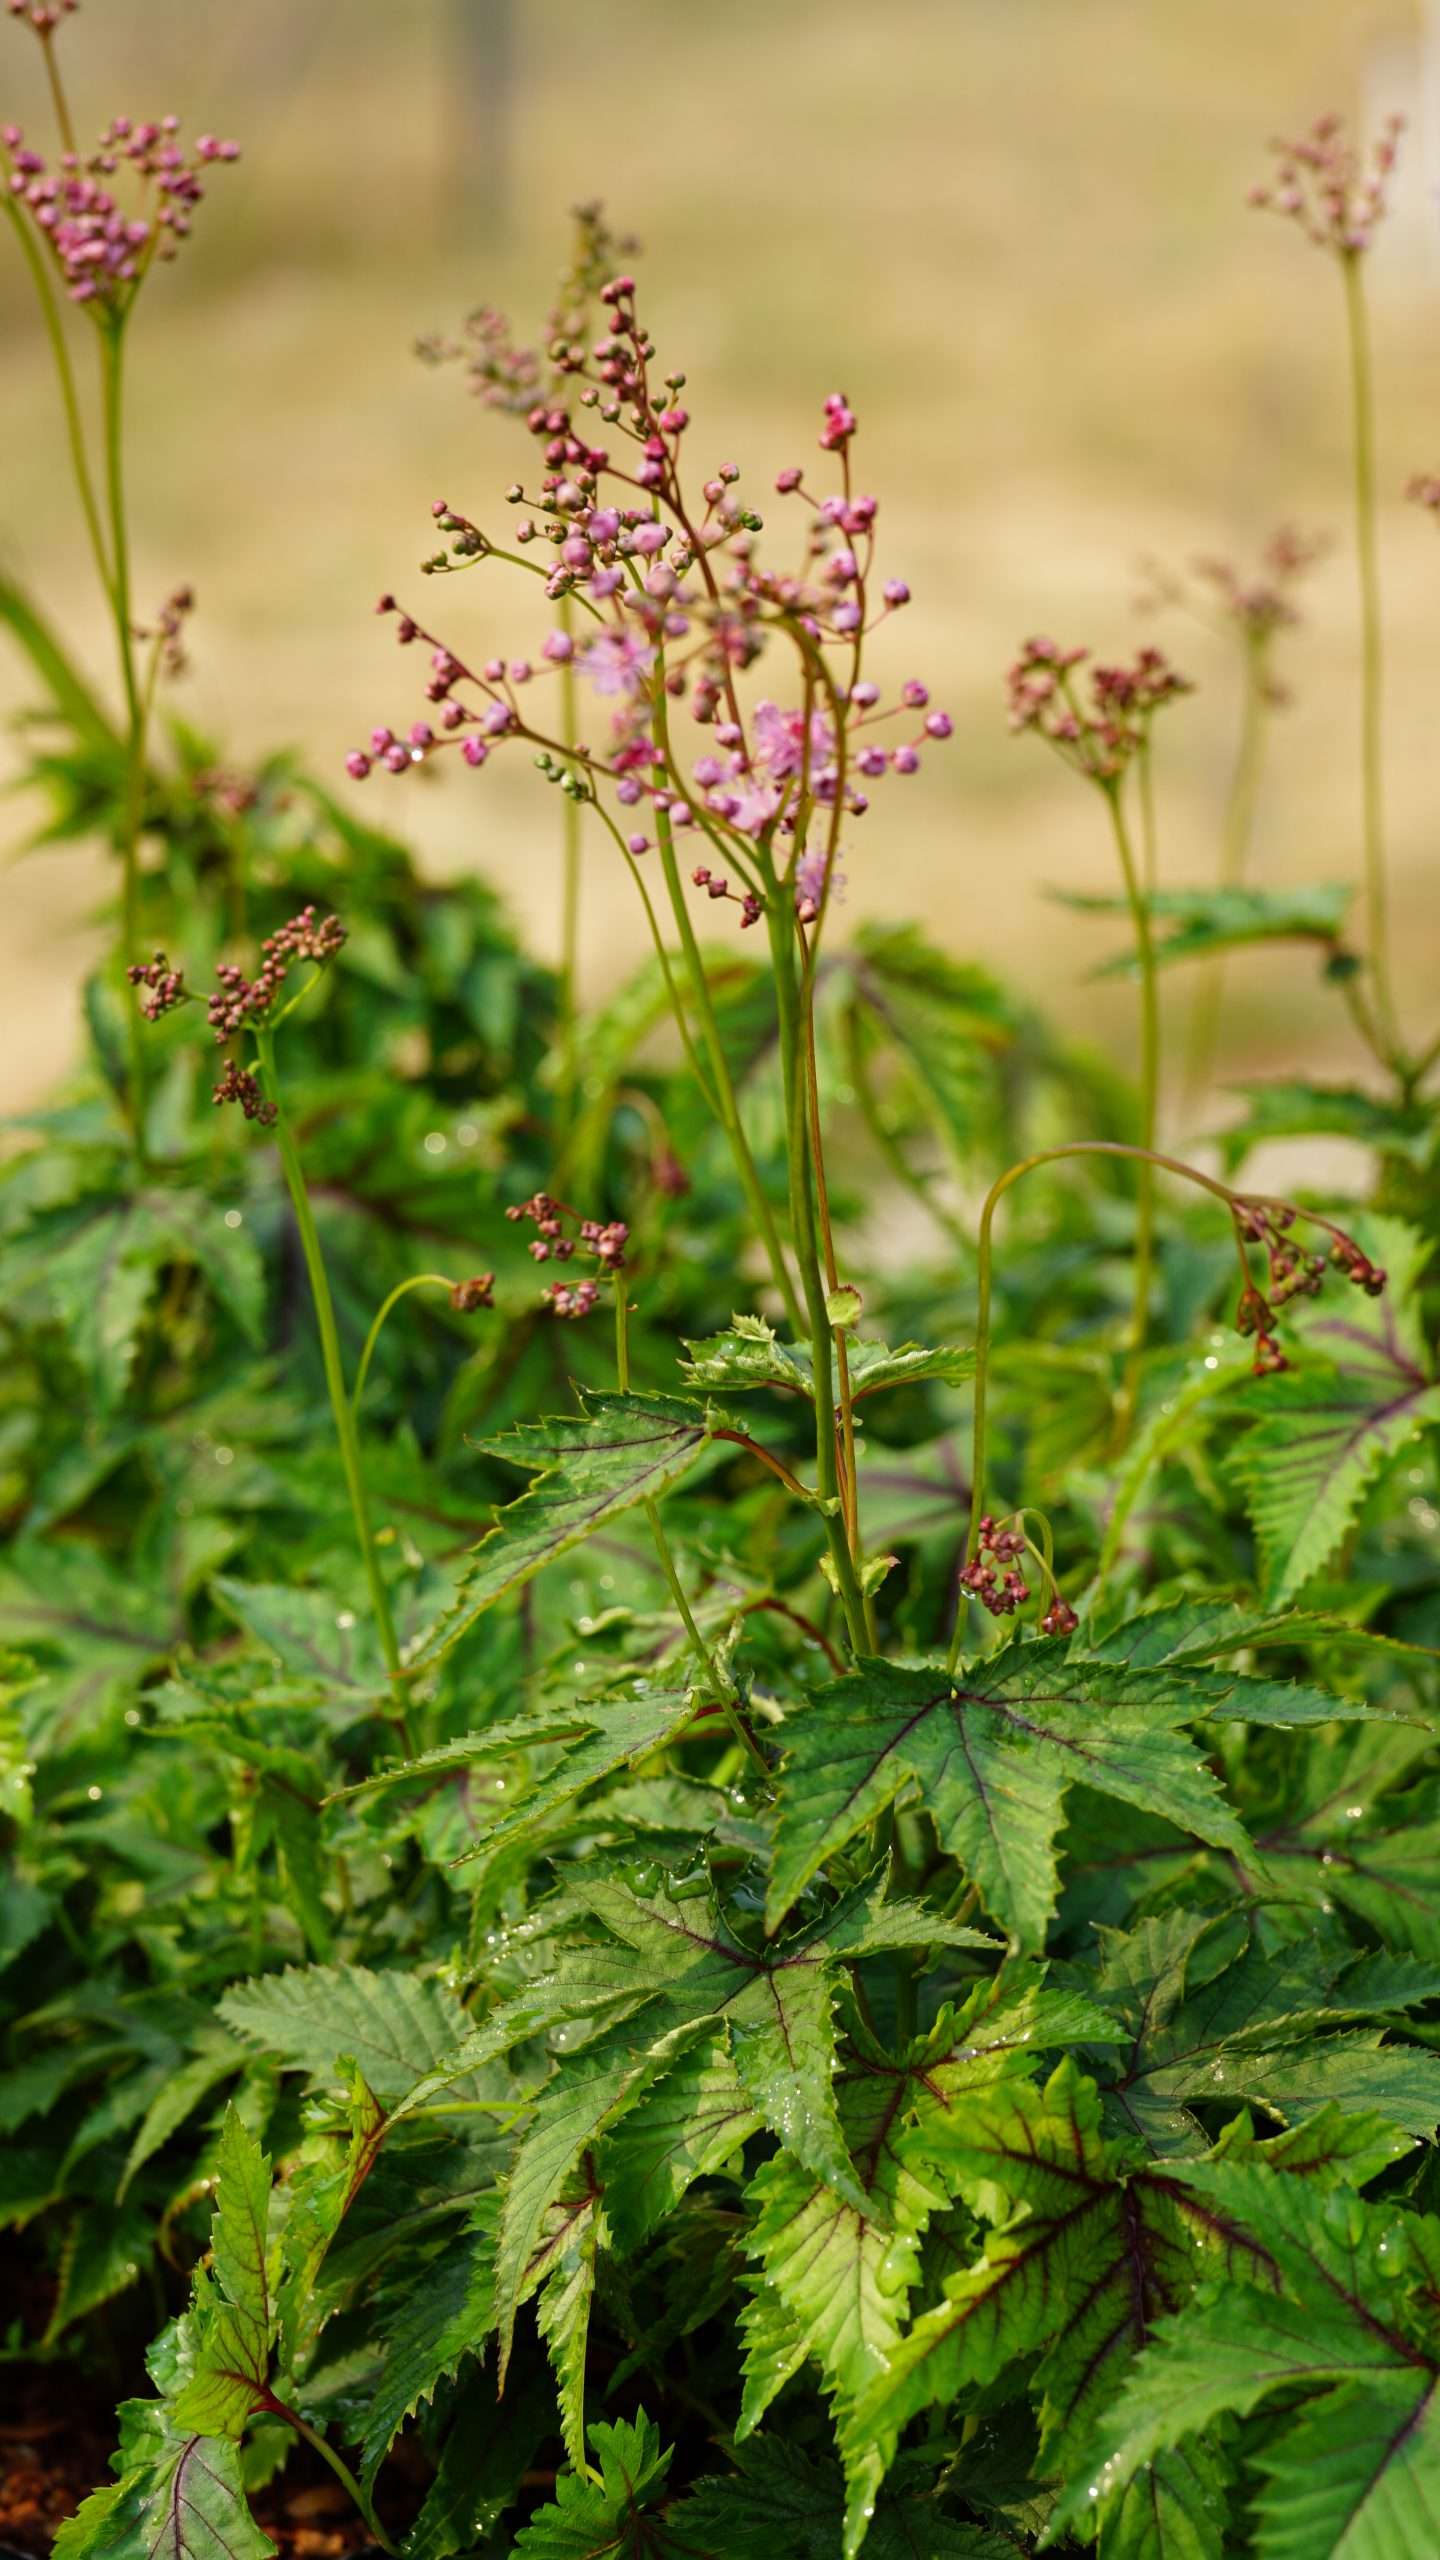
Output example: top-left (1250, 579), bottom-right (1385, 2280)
top-left (224, 1208), bottom-right (243, 1229)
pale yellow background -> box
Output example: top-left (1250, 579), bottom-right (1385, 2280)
top-left (3, 0), bottom-right (1436, 1120)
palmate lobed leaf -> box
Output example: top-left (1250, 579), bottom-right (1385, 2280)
top-left (1051, 880), bottom-right (1354, 976)
top-left (681, 1312), bottom-right (972, 1400)
top-left (4, 1185), bottom-right (264, 1408)
top-left (763, 1645), bottom-right (1333, 1947)
top-left (218, 1962), bottom-right (473, 2102)
top-left (411, 1391), bottom-right (725, 1668)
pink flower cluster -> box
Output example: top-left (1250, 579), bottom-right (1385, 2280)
top-left (1006, 637), bottom-right (1191, 783)
top-left (2, 113), bottom-right (238, 307)
top-left (504, 1191), bottom-right (628, 1323)
top-left (7, 2), bottom-right (78, 31)
top-left (348, 246), bottom-right (952, 935)
top-left (1248, 111), bottom-right (1404, 258)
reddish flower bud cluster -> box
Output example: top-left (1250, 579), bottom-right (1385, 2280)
top-left (505, 1192), bottom-right (628, 1322)
top-left (8, 2), bottom-right (78, 31)
top-left (959, 1516), bottom-right (1031, 1617)
top-left (448, 1274), bottom-right (495, 1313)
top-left (1248, 111), bottom-right (1404, 258)
top-left (543, 1278), bottom-right (601, 1321)
top-left (138, 583), bottom-right (194, 682)
top-left (960, 1514), bottom-right (1079, 1634)
top-left (1006, 637), bottom-right (1192, 783)
top-left (211, 1061), bottom-right (275, 1126)
top-left (126, 951), bottom-right (187, 1020)
top-left (1408, 474), bottom-right (1440, 522)
top-left (351, 224), bottom-right (951, 935)
top-left (204, 907), bottom-right (345, 1041)
top-left (1138, 528), bottom-right (1325, 706)
top-left (1228, 1197), bottom-right (1386, 1377)
top-left (1, 111), bottom-right (239, 309)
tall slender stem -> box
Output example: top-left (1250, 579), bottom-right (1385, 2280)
top-left (1105, 784), bottom-right (1158, 1436)
top-left (256, 1028), bottom-right (412, 1743)
top-left (1341, 250), bottom-right (1398, 1058)
top-left (649, 790), bottom-right (804, 1333)
top-left (1182, 635), bottom-right (1267, 1119)
top-left (765, 888), bottom-right (870, 1655)
top-left (554, 594), bottom-right (582, 1140)
top-left (98, 318), bottom-right (153, 1166)
top-left (613, 1273), bottom-right (770, 1778)
top-left (1, 194), bottom-right (113, 602)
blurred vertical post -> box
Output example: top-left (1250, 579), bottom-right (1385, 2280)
top-left (447, 0), bottom-right (516, 241)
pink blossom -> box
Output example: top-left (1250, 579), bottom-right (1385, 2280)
top-left (580, 628), bottom-right (655, 698)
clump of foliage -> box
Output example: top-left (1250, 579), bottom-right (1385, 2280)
top-left (5, 17), bottom-right (1440, 2560)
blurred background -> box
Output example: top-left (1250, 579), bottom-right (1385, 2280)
top-left (2, 0), bottom-right (1436, 1120)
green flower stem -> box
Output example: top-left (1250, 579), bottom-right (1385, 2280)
top-left (649, 788), bottom-right (805, 1334)
top-left (612, 1273), bottom-right (770, 1780)
top-left (353, 1272), bottom-right (462, 1410)
top-left (1341, 248), bottom-right (1399, 1061)
top-left (98, 316), bottom-right (154, 1167)
top-left (1104, 781), bottom-right (1158, 1437)
top-left (260, 2394), bottom-right (398, 2559)
top-left (764, 883), bottom-right (871, 1657)
top-left (38, 27), bottom-right (77, 157)
top-left (1182, 632), bottom-right (1268, 1118)
top-left (555, 592), bottom-right (583, 1141)
top-left (950, 1138), bottom-right (1249, 1675)
top-left (256, 1028), bottom-right (412, 1744)
top-left (1, 193), bottom-right (113, 602)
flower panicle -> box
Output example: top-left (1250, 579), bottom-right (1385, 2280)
top-left (1005, 634), bottom-right (1192, 783)
top-left (348, 241), bottom-right (952, 932)
top-left (1248, 109), bottom-right (1404, 258)
top-left (2, 105), bottom-right (239, 310)
top-left (1229, 1194), bottom-right (1386, 1377)
top-left (129, 908), bottom-right (346, 1126)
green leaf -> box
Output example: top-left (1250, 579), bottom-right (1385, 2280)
top-left (357, 2222), bottom-right (496, 2481)
top-left (511, 2412), bottom-right (679, 2557)
top-left (6, 1188), bottom-right (263, 1407)
top-left (1230, 1215), bottom-right (1440, 1604)
top-left (43, 2202), bottom-right (152, 2342)
top-left (219, 1963), bottom-right (471, 2101)
top-left (170, 2111), bottom-right (276, 2438)
top-left (536, 2181), bottom-right (603, 2473)
top-left (1250, 2377), bottom-right (1440, 2559)
top-left (1051, 2286), bottom-right (1419, 2541)
top-left (0, 1536), bottom-right (177, 1745)
top-left (680, 2440), bottom-right (1011, 2559)
top-left (681, 1313), bottom-right (971, 1400)
top-left (739, 2075), bottom-right (946, 2432)
top-left (1220, 1080), bottom-right (1437, 1174)
top-left (1055, 882), bottom-right (1352, 976)
top-left (767, 1649), bottom-right (1253, 1949)
top-left (402, 2367), bottom-right (551, 2560)
top-left (413, 1393), bottom-right (722, 1667)
top-left (602, 2035), bottom-right (763, 2252)
top-left (51, 2427), bottom-right (274, 2560)
top-left (843, 922), bottom-right (1018, 1163)
top-left (840, 2063), bottom-right (1125, 2554)
top-left (395, 1687), bottom-right (699, 1872)
top-left (1099, 2437), bottom-right (1231, 2560)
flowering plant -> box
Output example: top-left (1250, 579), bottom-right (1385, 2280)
top-left (4, 18), bottom-right (1440, 2560)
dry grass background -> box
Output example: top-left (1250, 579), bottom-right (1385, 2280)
top-left (2, 0), bottom-right (1436, 1123)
